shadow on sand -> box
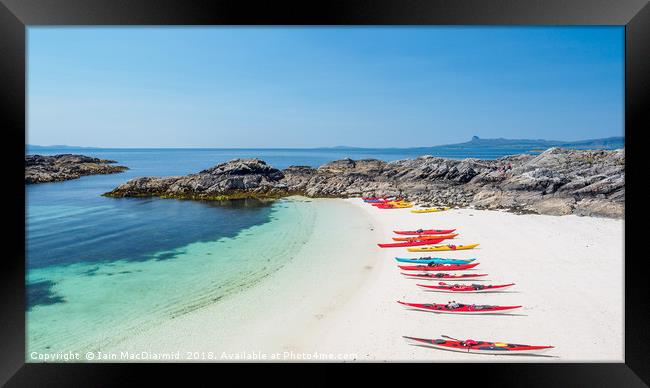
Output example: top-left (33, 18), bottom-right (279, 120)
top-left (405, 279), bottom-right (490, 282)
top-left (409, 344), bottom-right (558, 358)
top-left (420, 290), bottom-right (521, 294)
top-left (403, 308), bottom-right (527, 317)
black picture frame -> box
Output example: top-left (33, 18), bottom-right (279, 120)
top-left (1, 0), bottom-right (647, 385)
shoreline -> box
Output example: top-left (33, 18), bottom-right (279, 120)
top-left (104, 198), bottom-right (381, 359)
top-left (306, 199), bottom-right (623, 361)
top-left (102, 198), bottom-right (623, 362)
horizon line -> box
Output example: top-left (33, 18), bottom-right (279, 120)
top-left (26, 135), bottom-right (625, 150)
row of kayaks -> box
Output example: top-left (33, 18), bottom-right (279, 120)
top-left (363, 197), bottom-right (451, 213)
top-left (373, 201), bottom-right (413, 209)
top-left (364, 199), bottom-right (552, 355)
top-left (363, 196), bottom-right (412, 209)
top-left (378, 228), bottom-right (480, 251)
top-left (363, 196), bottom-right (399, 203)
top-left (382, 227), bottom-right (486, 289)
top-left (385, 228), bottom-right (512, 293)
top-left (381, 229), bottom-right (481, 250)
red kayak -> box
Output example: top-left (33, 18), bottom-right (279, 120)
top-left (394, 229), bottom-right (456, 235)
top-left (403, 336), bottom-right (553, 355)
top-left (397, 301), bottom-right (521, 314)
top-left (401, 272), bottom-right (487, 280)
top-left (392, 234), bottom-right (458, 242)
top-left (398, 263), bottom-right (479, 271)
top-left (417, 282), bottom-right (515, 293)
top-left (378, 238), bottom-right (444, 248)
top-left (369, 199), bottom-right (403, 205)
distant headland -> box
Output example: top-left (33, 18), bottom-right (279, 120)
top-left (26, 135), bottom-right (624, 151)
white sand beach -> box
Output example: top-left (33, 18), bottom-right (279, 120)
top-left (108, 198), bottom-right (624, 362)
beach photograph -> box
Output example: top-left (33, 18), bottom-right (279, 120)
top-left (25, 26), bottom-right (624, 362)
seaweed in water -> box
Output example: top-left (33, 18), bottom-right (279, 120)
top-left (27, 280), bottom-right (65, 310)
top-left (154, 251), bottom-right (180, 261)
top-left (80, 267), bottom-right (100, 276)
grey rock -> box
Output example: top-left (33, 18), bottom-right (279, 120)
top-left (25, 154), bottom-right (128, 184)
top-left (104, 148), bottom-right (625, 218)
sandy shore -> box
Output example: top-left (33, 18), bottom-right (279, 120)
top-left (109, 198), bottom-right (623, 362)
top-left (307, 199), bottom-right (624, 362)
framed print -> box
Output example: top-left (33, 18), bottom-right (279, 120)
top-left (1, 0), bottom-right (648, 386)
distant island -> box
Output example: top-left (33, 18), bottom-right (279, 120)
top-left (326, 136), bottom-right (624, 152)
top-left (26, 135), bottom-right (624, 152)
top-left (431, 135), bottom-right (624, 151)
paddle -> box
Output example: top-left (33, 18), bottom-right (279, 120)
top-left (442, 334), bottom-right (480, 351)
top-left (441, 334), bottom-right (462, 342)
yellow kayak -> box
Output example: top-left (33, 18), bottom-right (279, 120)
top-left (376, 202), bottom-right (413, 209)
top-left (410, 207), bottom-right (450, 213)
top-left (388, 204), bottom-right (413, 209)
top-left (407, 243), bottom-right (479, 252)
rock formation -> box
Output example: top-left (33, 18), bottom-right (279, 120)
top-left (104, 148), bottom-right (624, 218)
top-left (25, 154), bottom-right (129, 184)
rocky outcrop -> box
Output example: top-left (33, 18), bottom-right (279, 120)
top-left (25, 154), bottom-right (128, 184)
top-left (104, 148), bottom-right (624, 218)
top-left (104, 158), bottom-right (291, 200)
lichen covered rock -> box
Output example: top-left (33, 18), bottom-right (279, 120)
top-left (104, 148), bottom-right (625, 218)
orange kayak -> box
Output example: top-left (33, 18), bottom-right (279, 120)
top-left (392, 234), bottom-right (458, 242)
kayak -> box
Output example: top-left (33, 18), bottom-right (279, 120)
top-left (417, 282), bottom-right (515, 293)
top-left (410, 207), bottom-right (450, 213)
top-left (392, 234), bottom-right (458, 241)
top-left (395, 257), bottom-right (475, 264)
top-left (394, 229), bottom-right (456, 235)
top-left (371, 200), bottom-right (406, 206)
top-left (378, 239), bottom-right (443, 248)
top-left (376, 204), bottom-right (413, 209)
top-left (397, 301), bottom-right (521, 314)
top-left (408, 243), bottom-right (479, 252)
top-left (403, 336), bottom-right (553, 355)
top-left (401, 272), bottom-right (487, 280)
top-left (398, 263), bottom-right (479, 271)
top-left (363, 196), bottom-right (392, 201)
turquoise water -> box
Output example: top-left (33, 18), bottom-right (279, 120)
top-left (27, 197), bottom-right (317, 356)
top-left (23, 146), bottom-right (575, 357)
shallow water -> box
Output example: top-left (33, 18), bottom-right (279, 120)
top-left (27, 197), bottom-right (317, 356)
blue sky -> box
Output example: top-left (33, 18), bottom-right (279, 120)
top-left (28, 27), bottom-right (624, 148)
